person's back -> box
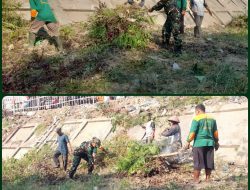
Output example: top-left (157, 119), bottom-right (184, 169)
top-left (152, 0), bottom-right (179, 14)
top-left (57, 134), bottom-right (69, 155)
top-left (30, 0), bottom-right (57, 22)
top-left (185, 104), bottom-right (219, 183)
top-left (69, 137), bottom-right (101, 178)
top-left (173, 124), bottom-right (182, 144)
top-left (191, 113), bottom-right (217, 147)
top-left (74, 141), bottom-right (97, 157)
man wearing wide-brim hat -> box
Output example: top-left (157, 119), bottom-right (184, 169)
top-left (161, 116), bottom-right (182, 149)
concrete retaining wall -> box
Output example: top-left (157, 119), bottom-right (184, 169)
top-left (17, 0), bottom-right (248, 26)
top-left (2, 118), bottom-right (113, 160)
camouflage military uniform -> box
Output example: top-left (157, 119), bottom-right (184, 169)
top-left (68, 141), bottom-right (97, 178)
top-left (150, 0), bottom-right (182, 52)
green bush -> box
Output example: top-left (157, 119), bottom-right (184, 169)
top-left (228, 15), bottom-right (248, 29)
top-left (3, 145), bottom-right (53, 183)
top-left (116, 141), bottom-right (160, 175)
top-left (88, 3), bottom-right (154, 48)
top-left (111, 113), bottom-right (148, 129)
top-left (2, 0), bottom-right (26, 30)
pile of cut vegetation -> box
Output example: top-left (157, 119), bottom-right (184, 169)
top-left (88, 2), bottom-right (154, 48)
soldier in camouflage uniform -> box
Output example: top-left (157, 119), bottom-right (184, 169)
top-left (149, 0), bottom-right (183, 53)
top-left (68, 137), bottom-right (101, 178)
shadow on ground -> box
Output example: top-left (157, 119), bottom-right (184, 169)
top-left (2, 28), bottom-right (248, 94)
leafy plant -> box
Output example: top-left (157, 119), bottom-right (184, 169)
top-left (88, 3), bottom-right (154, 48)
top-left (2, 0), bottom-right (26, 30)
top-left (228, 15), bottom-right (248, 29)
top-left (116, 141), bottom-right (160, 175)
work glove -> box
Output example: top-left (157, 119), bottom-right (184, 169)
top-left (215, 142), bottom-right (219, 151)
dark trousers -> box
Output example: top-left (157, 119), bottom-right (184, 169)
top-left (162, 12), bottom-right (182, 50)
top-left (53, 150), bottom-right (68, 171)
top-left (68, 152), bottom-right (94, 178)
top-left (180, 14), bottom-right (185, 34)
top-left (193, 146), bottom-right (215, 170)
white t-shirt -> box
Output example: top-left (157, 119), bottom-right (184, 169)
top-left (145, 121), bottom-right (155, 137)
top-left (192, 0), bottom-right (205, 16)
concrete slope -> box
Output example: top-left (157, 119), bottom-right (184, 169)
top-left (17, 0), bottom-right (247, 27)
top-left (2, 118), bottom-right (113, 160)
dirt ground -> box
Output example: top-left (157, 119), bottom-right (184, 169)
top-left (2, 22), bottom-right (248, 94)
top-left (3, 154), bottom-right (247, 190)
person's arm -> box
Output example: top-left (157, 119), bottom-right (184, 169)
top-left (29, 0), bottom-right (38, 20)
top-left (181, 0), bottom-right (187, 15)
top-left (148, 1), bottom-right (165, 12)
top-left (213, 120), bottom-right (219, 151)
top-left (99, 146), bottom-right (108, 154)
top-left (161, 125), bottom-right (178, 137)
top-left (151, 122), bottom-right (156, 138)
top-left (184, 120), bottom-right (198, 149)
top-left (91, 148), bottom-right (97, 163)
top-left (65, 136), bottom-right (73, 154)
top-left (189, 0), bottom-right (193, 10)
top-left (204, 0), bottom-right (212, 16)
top-left (67, 142), bottom-right (73, 154)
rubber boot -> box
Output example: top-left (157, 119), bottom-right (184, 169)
top-left (194, 26), bottom-right (198, 38)
top-left (68, 170), bottom-right (75, 179)
top-left (52, 36), bottom-right (63, 52)
top-left (161, 38), bottom-right (170, 49)
top-left (174, 44), bottom-right (182, 55)
top-left (194, 170), bottom-right (201, 184)
top-left (29, 32), bottom-right (36, 47)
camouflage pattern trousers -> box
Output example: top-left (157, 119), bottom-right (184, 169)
top-left (162, 11), bottom-right (182, 50)
top-left (68, 152), bottom-right (94, 178)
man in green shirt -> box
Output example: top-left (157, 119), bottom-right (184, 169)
top-left (184, 104), bottom-right (219, 183)
top-left (68, 137), bottom-right (101, 179)
top-left (29, 0), bottom-right (63, 51)
top-left (148, 0), bottom-right (187, 54)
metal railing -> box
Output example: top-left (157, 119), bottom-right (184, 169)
top-left (2, 96), bottom-right (117, 116)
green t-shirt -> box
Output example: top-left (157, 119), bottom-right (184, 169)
top-left (29, 0), bottom-right (57, 22)
top-left (187, 113), bottom-right (218, 147)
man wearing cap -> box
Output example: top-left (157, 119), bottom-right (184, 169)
top-left (53, 128), bottom-right (73, 171)
top-left (141, 113), bottom-right (156, 144)
top-left (68, 137), bottom-right (102, 178)
top-left (29, 0), bottom-right (63, 51)
top-left (184, 104), bottom-right (219, 183)
top-left (161, 116), bottom-right (182, 150)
